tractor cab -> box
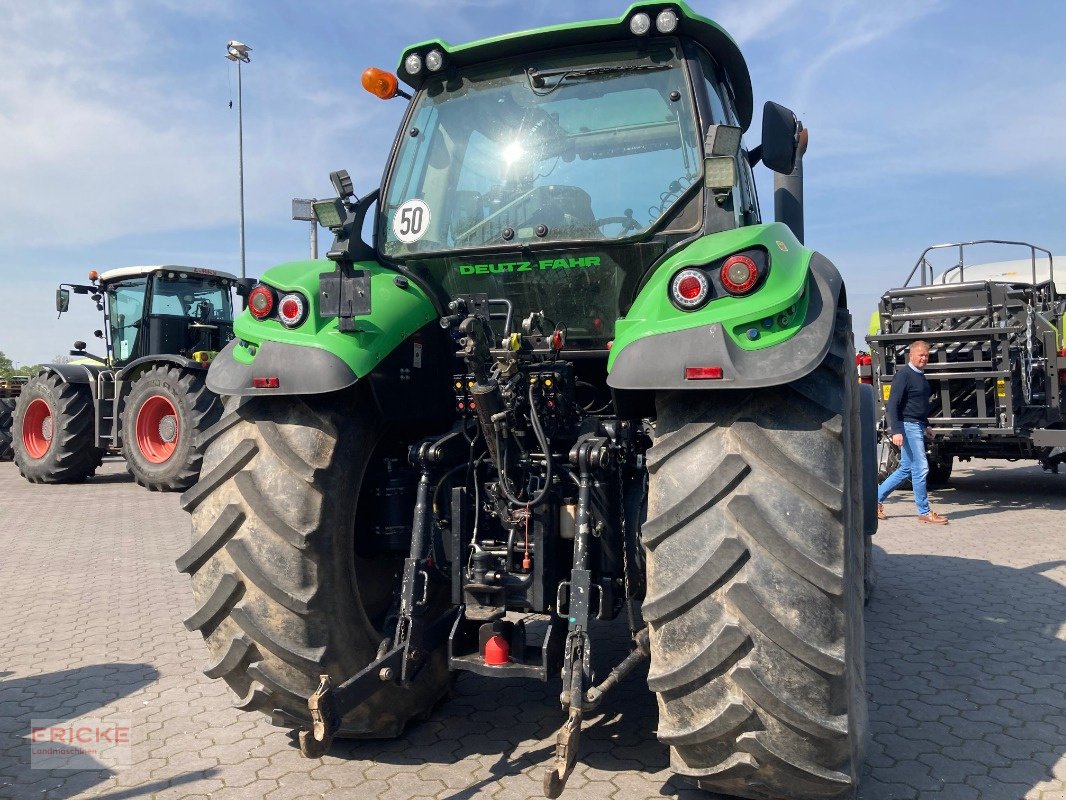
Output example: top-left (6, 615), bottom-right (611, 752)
top-left (309, 3), bottom-right (804, 358)
top-left (58, 266), bottom-right (238, 366)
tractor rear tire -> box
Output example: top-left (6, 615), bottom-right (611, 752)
top-left (13, 372), bottom-right (103, 483)
top-left (644, 310), bottom-right (866, 800)
top-left (177, 389), bottom-right (451, 738)
top-left (0, 398), bottom-right (14, 461)
top-left (121, 365), bottom-right (221, 492)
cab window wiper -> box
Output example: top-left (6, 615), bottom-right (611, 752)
top-left (526, 62), bottom-right (670, 95)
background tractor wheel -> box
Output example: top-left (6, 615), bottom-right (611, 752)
top-left (177, 389), bottom-right (451, 738)
top-left (13, 372), bottom-right (103, 483)
top-left (121, 365), bottom-right (221, 491)
top-left (0, 397), bottom-right (14, 461)
top-left (876, 439), bottom-right (902, 485)
top-left (644, 310), bottom-right (866, 800)
top-left (927, 454), bottom-right (953, 488)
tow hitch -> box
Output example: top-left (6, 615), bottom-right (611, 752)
top-left (298, 608), bottom-right (458, 758)
top-left (543, 628), bottom-right (649, 798)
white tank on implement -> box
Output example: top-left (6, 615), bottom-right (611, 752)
top-left (935, 256), bottom-right (1059, 285)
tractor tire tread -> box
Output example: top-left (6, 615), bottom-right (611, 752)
top-left (13, 371), bottom-right (103, 483)
top-left (182, 390), bottom-right (451, 739)
top-left (121, 365), bottom-right (222, 492)
top-left (644, 308), bottom-right (866, 800)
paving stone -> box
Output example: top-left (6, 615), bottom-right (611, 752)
top-left (1, 457), bottom-right (1064, 800)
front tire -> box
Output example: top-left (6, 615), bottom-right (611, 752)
top-left (121, 365), bottom-right (221, 491)
top-left (13, 372), bottom-right (103, 483)
top-left (177, 389), bottom-right (451, 737)
top-left (643, 310), bottom-right (866, 800)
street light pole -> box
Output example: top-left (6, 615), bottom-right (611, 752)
top-left (291, 199), bottom-right (318, 259)
top-left (226, 40), bottom-right (252, 280)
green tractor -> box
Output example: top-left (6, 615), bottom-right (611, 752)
top-left (12, 266), bottom-right (239, 490)
top-left (179, 5), bottom-right (874, 798)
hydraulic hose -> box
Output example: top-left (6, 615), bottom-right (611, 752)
top-left (493, 383), bottom-right (554, 509)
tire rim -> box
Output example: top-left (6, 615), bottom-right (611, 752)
top-left (23, 398), bottom-right (53, 459)
top-left (135, 395), bottom-right (180, 464)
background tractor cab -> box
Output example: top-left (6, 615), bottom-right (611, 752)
top-left (56, 265), bottom-right (238, 367)
top-left (11, 265), bottom-right (239, 492)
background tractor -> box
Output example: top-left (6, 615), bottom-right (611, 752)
top-left (12, 265), bottom-right (239, 490)
top-left (179, 5), bottom-right (874, 799)
top-left (0, 377), bottom-right (28, 461)
top-left (868, 240), bottom-right (1066, 485)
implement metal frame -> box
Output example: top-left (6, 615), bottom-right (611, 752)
top-left (869, 241), bottom-right (1066, 464)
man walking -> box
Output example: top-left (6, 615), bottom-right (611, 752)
top-left (877, 340), bottom-right (949, 524)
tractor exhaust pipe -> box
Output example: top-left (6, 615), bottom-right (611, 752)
top-left (774, 127), bottom-right (808, 245)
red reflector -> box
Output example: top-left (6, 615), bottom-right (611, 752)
top-left (685, 366), bottom-right (723, 380)
top-left (281, 298), bottom-right (300, 319)
top-left (670, 268), bottom-right (709, 309)
top-left (484, 634), bottom-right (510, 666)
top-left (252, 377), bottom-right (280, 389)
top-left (677, 274), bottom-right (703, 300)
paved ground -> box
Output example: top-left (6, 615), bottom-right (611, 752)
top-left (0, 456), bottom-right (1063, 800)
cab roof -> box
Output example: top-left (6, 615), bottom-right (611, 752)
top-left (397, 1), bottom-right (754, 131)
top-left (98, 265), bottom-right (240, 284)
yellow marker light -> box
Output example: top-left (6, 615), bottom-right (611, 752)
top-left (996, 378), bottom-right (1006, 397)
top-left (362, 67), bottom-right (399, 100)
top-left (544, 379), bottom-right (553, 388)
top-left (882, 384), bottom-right (891, 401)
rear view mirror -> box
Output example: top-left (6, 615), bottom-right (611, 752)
top-left (56, 288), bottom-right (70, 314)
top-left (761, 101), bottom-right (802, 174)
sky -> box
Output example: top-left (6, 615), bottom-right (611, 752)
top-left (1, 0), bottom-right (1065, 366)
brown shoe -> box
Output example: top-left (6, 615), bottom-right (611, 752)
top-left (877, 503), bottom-right (887, 521)
top-left (917, 511), bottom-right (949, 525)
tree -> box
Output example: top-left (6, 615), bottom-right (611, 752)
top-left (0, 350), bottom-right (13, 379)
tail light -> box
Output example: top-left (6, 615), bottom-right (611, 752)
top-left (277, 293), bottom-right (307, 328)
top-left (670, 268), bottom-right (710, 310)
top-left (720, 255), bottom-right (760, 295)
top-left (248, 285), bottom-right (274, 319)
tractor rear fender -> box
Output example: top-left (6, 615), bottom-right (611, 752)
top-left (607, 223), bottom-right (844, 391)
top-left (34, 363), bottom-right (102, 385)
top-left (207, 259), bottom-right (438, 397)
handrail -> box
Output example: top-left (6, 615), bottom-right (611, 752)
top-left (902, 240), bottom-right (1054, 288)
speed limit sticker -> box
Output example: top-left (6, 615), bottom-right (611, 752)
top-left (392, 199), bottom-right (431, 244)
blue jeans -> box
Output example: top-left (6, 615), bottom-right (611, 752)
top-left (877, 421), bottom-right (930, 515)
